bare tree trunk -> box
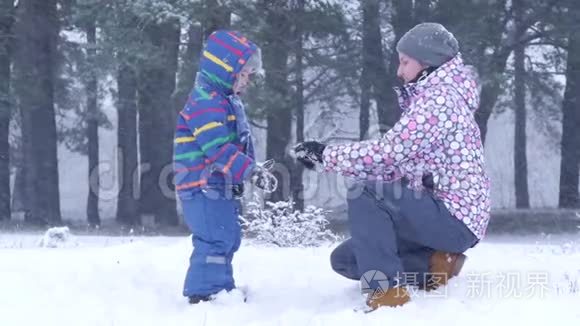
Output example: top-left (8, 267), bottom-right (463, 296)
top-left (13, 0), bottom-right (61, 225)
top-left (385, 0), bottom-right (416, 126)
top-left (361, 0), bottom-right (393, 134)
top-left (263, 2), bottom-right (292, 203)
top-left (474, 42), bottom-right (512, 145)
top-left (85, 19), bottom-right (100, 226)
top-left (138, 19), bottom-right (180, 226)
top-left (476, 86), bottom-right (498, 145)
top-left (559, 29), bottom-right (580, 208)
top-left (173, 24), bottom-right (203, 114)
top-left (114, 8), bottom-right (140, 226)
top-left (412, 0), bottom-right (433, 22)
top-left (291, 0), bottom-right (305, 211)
top-left (116, 61), bottom-right (140, 226)
top-left (359, 0), bottom-right (372, 139)
top-left (513, 0), bottom-right (529, 208)
top-left (431, 0), bottom-right (511, 146)
top-left (12, 166), bottom-right (25, 212)
top-left (202, 0), bottom-right (231, 39)
top-left (0, 0), bottom-right (13, 221)
top-left (359, 67), bottom-right (371, 140)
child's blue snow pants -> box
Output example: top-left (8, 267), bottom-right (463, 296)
top-left (330, 180), bottom-right (478, 290)
top-left (181, 188), bottom-right (242, 297)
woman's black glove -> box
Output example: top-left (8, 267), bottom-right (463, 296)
top-left (293, 141), bottom-right (326, 170)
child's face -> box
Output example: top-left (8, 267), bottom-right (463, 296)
top-left (233, 69), bottom-right (253, 95)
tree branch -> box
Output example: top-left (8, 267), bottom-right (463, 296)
top-left (527, 40), bottom-right (567, 49)
top-left (304, 73), bottom-right (350, 103)
top-left (521, 0), bottom-right (563, 28)
top-left (250, 120), bottom-right (267, 130)
top-left (303, 69), bottom-right (329, 91)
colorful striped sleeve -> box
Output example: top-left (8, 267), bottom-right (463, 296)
top-left (180, 102), bottom-right (254, 183)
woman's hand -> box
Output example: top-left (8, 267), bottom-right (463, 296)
top-left (293, 141), bottom-right (326, 170)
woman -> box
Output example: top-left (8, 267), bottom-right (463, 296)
top-left (294, 23), bottom-right (491, 310)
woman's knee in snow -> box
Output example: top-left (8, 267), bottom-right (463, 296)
top-left (330, 240), bottom-right (355, 272)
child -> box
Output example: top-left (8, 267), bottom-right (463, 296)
top-left (174, 30), bottom-right (276, 304)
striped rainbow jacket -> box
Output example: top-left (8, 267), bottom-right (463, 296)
top-left (173, 30), bottom-right (258, 198)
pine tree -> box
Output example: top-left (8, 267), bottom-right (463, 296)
top-left (359, 0), bottom-right (391, 139)
top-left (13, 0), bottom-right (61, 225)
top-left (85, 14), bottom-right (100, 226)
top-left (559, 0), bottom-right (580, 208)
top-left (513, 0), bottom-right (530, 208)
top-left (0, 0), bottom-right (13, 221)
top-left (137, 18), bottom-right (181, 226)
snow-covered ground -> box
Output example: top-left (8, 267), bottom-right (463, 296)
top-left (1, 233), bottom-right (579, 326)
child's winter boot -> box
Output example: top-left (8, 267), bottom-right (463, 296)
top-left (188, 295), bottom-right (212, 304)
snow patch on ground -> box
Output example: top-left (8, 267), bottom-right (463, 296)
top-left (0, 235), bottom-right (579, 325)
top-left (38, 227), bottom-right (77, 248)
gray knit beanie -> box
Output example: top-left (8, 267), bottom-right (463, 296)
top-left (396, 23), bottom-right (459, 67)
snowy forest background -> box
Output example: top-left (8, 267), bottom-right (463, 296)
top-left (0, 0), bottom-right (579, 230)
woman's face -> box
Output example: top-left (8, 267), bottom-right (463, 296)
top-left (397, 52), bottom-right (426, 84)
